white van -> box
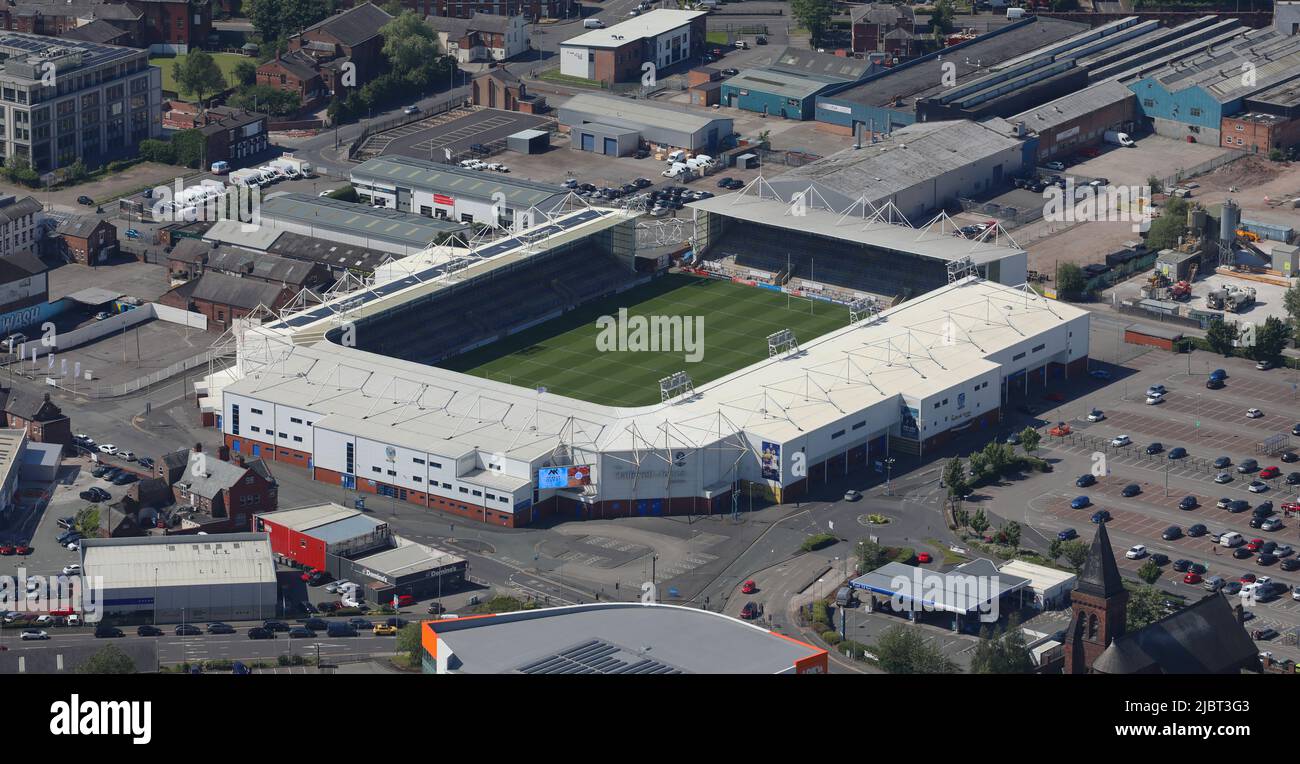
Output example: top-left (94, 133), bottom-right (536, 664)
top-left (1220, 531), bottom-right (1245, 548)
top-left (583, 18), bottom-right (605, 28)
top-left (1007, 7), bottom-right (1026, 19)
top-left (665, 149), bottom-right (687, 163)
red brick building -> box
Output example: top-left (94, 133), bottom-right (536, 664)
top-left (1220, 111), bottom-right (1300, 154)
top-left (55, 216), bottom-right (118, 266)
top-left (287, 3), bottom-right (392, 98)
top-left (0, 391), bottom-right (71, 447)
top-left (402, 0), bottom-right (574, 21)
top-left (469, 68), bottom-right (546, 113)
top-left (160, 271), bottom-right (294, 331)
top-left (163, 443), bottom-right (278, 533)
top-left (127, 0), bottom-right (211, 53)
top-left (257, 51), bottom-right (325, 108)
top-left (851, 3), bottom-right (915, 56)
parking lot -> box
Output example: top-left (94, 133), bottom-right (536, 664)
top-left (365, 108), bottom-right (551, 163)
top-left (983, 346), bottom-right (1300, 658)
top-left (1057, 134), bottom-right (1232, 189)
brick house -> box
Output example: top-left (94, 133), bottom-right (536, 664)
top-left (256, 50), bottom-right (325, 107)
top-left (165, 239), bottom-right (332, 291)
top-left (1220, 111), bottom-right (1300, 155)
top-left (0, 390), bottom-right (71, 447)
top-left (159, 271), bottom-right (294, 331)
top-left (427, 12), bottom-right (529, 63)
top-left (469, 67), bottom-right (545, 113)
top-left (164, 443), bottom-right (278, 533)
top-left (851, 3), bottom-right (915, 56)
top-left (195, 106), bottom-right (269, 166)
top-left (0, 2), bottom-right (146, 47)
top-left (415, 0), bottom-right (575, 21)
top-left (125, 0), bottom-right (211, 53)
top-left (55, 216), bottom-right (118, 265)
top-left (287, 3), bottom-right (392, 98)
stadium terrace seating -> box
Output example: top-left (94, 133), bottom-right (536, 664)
top-left (704, 224), bottom-right (946, 300)
top-left (349, 248), bottom-right (636, 364)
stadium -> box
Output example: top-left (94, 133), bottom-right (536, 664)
top-left (202, 191), bottom-right (1089, 528)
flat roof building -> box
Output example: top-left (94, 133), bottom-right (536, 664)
top-left (560, 10), bottom-right (706, 84)
top-left (558, 92), bottom-right (734, 154)
top-left (0, 428), bottom-right (25, 521)
top-left (350, 154), bottom-right (570, 230)
top-left (420, 602), bottom-right (828, 674)
top-left (80, 532), bottom-right (277, 624)
top-left (259, 193), bottom-right (471, 255)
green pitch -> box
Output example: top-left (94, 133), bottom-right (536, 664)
top-left (439, 273), bottom-right (850, 406)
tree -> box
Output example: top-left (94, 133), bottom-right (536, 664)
top-left (930, 0), bottom-right (956, 36)
top-left (172, 50), bottom-right (228, 106)
top-left (1251, 315), bottom-right (1289, 364)
top-left (171, 129), bottom-right (206, 169)
top-left (857, 539), bottom-right (889, 573)
top-left (1056, 262), bottom-right (1085, 298)
top-left (970, 616), bottom-right (1034, 674)
top-left (395, 622), bottom-right (421, 667)
top-left (942, 458), bottom-right (969, 500)
top-left (969, 508), bottom-right (989, 536)
top-left (1137, 558), bottom-right (1162, 585)
top-left (1146, 175), bottom-right (1164, 195)
top-left (381, 11), bottom-right (442, 87)
top-left (2, 155), bottom-right (39, 187)
top-left (873, 624), bottom-right (959, 674)
top-left (967, 451), bottom-right (989, 483)
top-left (1019, 427), bottom-right (1041, 456)
top-left (248, 0), bottom-right (333, 48)
top-left (1146, 196), bottom-right (1188, 251)
top-left (1060, 539), bottom-right (1090, 572)
top-left (233, 59), bottom-right (258, 88)
top-left (74, 506), bottom-right (99, 538)
top-left (1283, 282), bottom-right (1300, 330)
top-left (1127, 585), bottom-right (1167, 631)
top-left (999, 521), bottom-right (1021, 549)
top-left (64, 160), bottom-right (87, 183)
top-left (138, 139), bottom-right (176, 165)
top-left (228, 84), bottom-right (301, 116)
top-left (1048, 538), bottom-right (1063, 562)
top-left (76, 644), bottom-right (136, 674)
top-left (1205, 318), bottom-right (1238, 357)
top-left (790, 0), bottom-right (835, 46)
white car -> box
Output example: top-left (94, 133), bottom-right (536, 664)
top-left (62, 564), bottom-right (80, 575)
top-left (25, 578), bottom-right (39, 592)
top-left (121, 451), bottom-right (135, 462)
top-left (1249, 481), bottom-right (1269, 493)
top-left (33, 614), bottom-right (52, 626)
top-left (1256, 576), bottom-right (1273, 588)
top-left (340, 596), bottom-right (361, 608)
top-left (97, 444), bottom-right (118, 455)
top-left (1247, 408), bottom-right (1263, 419)
top-left (1125, 544), bottom-right (1147, 559)
top-left (1110, 435), bottom-right (1131, 447)
top-left (1145, 395), bottom-right (1163, 405)
top-left (20, 629), bottom-right (49, 640)
top-left (1087, 410), bottom-right (1105, 422)
top-left (1293, 585), bottom-right (1300, 602)
top-left (1146, 385), bottom-right (1166, 397)
top-left (325, 582), bottom-right (341, 593)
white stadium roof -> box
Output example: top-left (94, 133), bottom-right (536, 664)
top-left (225, 276), bottom-right (1085, 456)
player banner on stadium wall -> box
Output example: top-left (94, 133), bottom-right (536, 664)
top-left (538, 465), bottom-right (592, 489)
top-left (760, 442), bottom-right (781, 481)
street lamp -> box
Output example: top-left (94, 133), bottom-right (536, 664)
top-left (884, 457), bottom-right (897, 496)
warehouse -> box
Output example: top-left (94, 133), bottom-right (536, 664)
top-left (721, 48), bottom-right (873, 121)
top-left (255, 502), bottom-right (392, 572)
top-left (767, 118), bottom-right (1035, 222)
top-left (341, 539), bottom-right (467, 603)
top-left (558, 93), bottom-right (734, 155)
top-left (350, 155), bottom-right (569, 230)
top-left (420, 602), bottom-right (828, 674)
top-left (80, 533), bottom-right (277, 624)
top-left (259, 193), bottom-right (471, 255)
top-left (998, 559), bottom-right (1077, 610)
top-left (814, 16), bottom-right (1087, 135)
top-left (1012, 80), bottom-right (1138, 161)
top-left (1125, 25), bottom-right (1300, 145)
top-left (559, 10), bottom-right (706, 85)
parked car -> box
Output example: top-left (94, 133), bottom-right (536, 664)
top-left (137, 625), bottom-right (163, 636)
top-left (1261, 466), bottom-right (1281, 479)
top-left (174, 624), bottom-right (201, 636)
top-left (289, 627), bottom-right (315, 638)
top-left (1187, 523), bottom-right (1208, 537)
top-left (1178, 496), bottom-right (1198, 510)
top-left (1145, 442), bottom-right (1163, 454)
top-left (1076, 474), bottom-right (1096, 488)
top-left (1121, 483), bottom-right (1141, 497)
top-left (94, 626), bottom-right (124, 638)
top-left (1087, 410), bottom-right (1106, 422)
top-left (1110, 434), bottom-right (1130, 446)
top-left (1213, 456), bottom-right (1232, 469)
top-left (1057, 528), bottom-right (1078, 541)
top-left (740, 601), bottom-right (760, 619)
top-left (1070, 495), bottom-right (1090, 509)
top-left (1091, 510), bottom-right (1111, 524)
top-left (1162, 526), bottom-right (1183, 540)
top-left (1125, 545), bottom-right (1147, 559)
top-left (77, 195), bottom-right (94, 206)
top-left (1168, 447), bottom-right (1187, 459)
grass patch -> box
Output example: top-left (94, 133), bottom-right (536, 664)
top-left (706, 30), bottom-right (730, 44)
top-left (151, 52), bottom-right (246, 99)
top-left (442, 274), bottom-right (850, 406)
top-left (801, 533), bottom-right (838, 552)
top-left (925, 538), bottom-right (967, 566)
top-left (537, 68), bottom-right (609, 90)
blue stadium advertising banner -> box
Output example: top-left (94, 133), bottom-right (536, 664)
top-left (538, 465), bottom-right (592, 489)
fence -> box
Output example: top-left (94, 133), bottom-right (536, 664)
top-left (1081, 250), bottom-right (1159, 293)
top-left (346, 96), bottom-right (467, 160)
top-left (1049, 428), bottom-right (1294, 484)
top-left (22, 351), bottom-right (229, 399)
top-left (1159, 149), bottom-right (1247, 190)
top-left (1115, 302), bottom-right (1209, 331)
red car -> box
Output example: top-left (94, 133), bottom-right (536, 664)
top-left (1240, 573), bottom-right (1257, 583)
top-left (740, 601), bottom-right (761, 620)
top-left (1261, 466), bottom-right (1281, 479)
top-left (1247, 539), bottom-right (1265, 552)
top-left (741, 580), bottom-right (757, 594)
top-left (396, 594), bottom-right (415, 607)
top-left (14, 545), bottom-right (30, 555)
top-left (0, 545), bottom-right (12, 556)
top-left (1182, 572), bottom-right (1202, 584)
top-left (1283, 502), bottom-right (1300, 514)
top-left (917, 552), bottom-right (933, 564)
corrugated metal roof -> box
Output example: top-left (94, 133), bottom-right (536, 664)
top-left (354, 539), bottom-right (464, 578)
top-left (261, 193), bottom-right (468, 248)
top-left (350, 155), bottom-right (566, 208)
top-left (309, 513), bottom-right (387, 545)
top-left (256, 503), bottom-right (359, 532)
top-left (559, 93), bottom-right (731, 135)
top-left (1012, 79), bottom-right (1135, 131)
top-left (724, 68), bottom-right (838, 100)
top-left (82, 533), bottom-right (276, 589)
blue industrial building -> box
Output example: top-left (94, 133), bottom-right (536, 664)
top-left (720, 47), bottom-right (873, 121)
top-left (1124, 25), bottom-right (1300, 145)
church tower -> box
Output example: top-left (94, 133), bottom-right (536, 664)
top-left (1065, 522), bottom-right (1128, 674)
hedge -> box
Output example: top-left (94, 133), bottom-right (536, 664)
top-left (821, 630), bottom-right (842, 645)
top-left (800, 532), bottom-right (837, 552)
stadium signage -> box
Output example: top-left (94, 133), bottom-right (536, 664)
top-left (538, 465), bottom-right (591, 489)
top-left (611, 469), bottom-right (690, 482)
